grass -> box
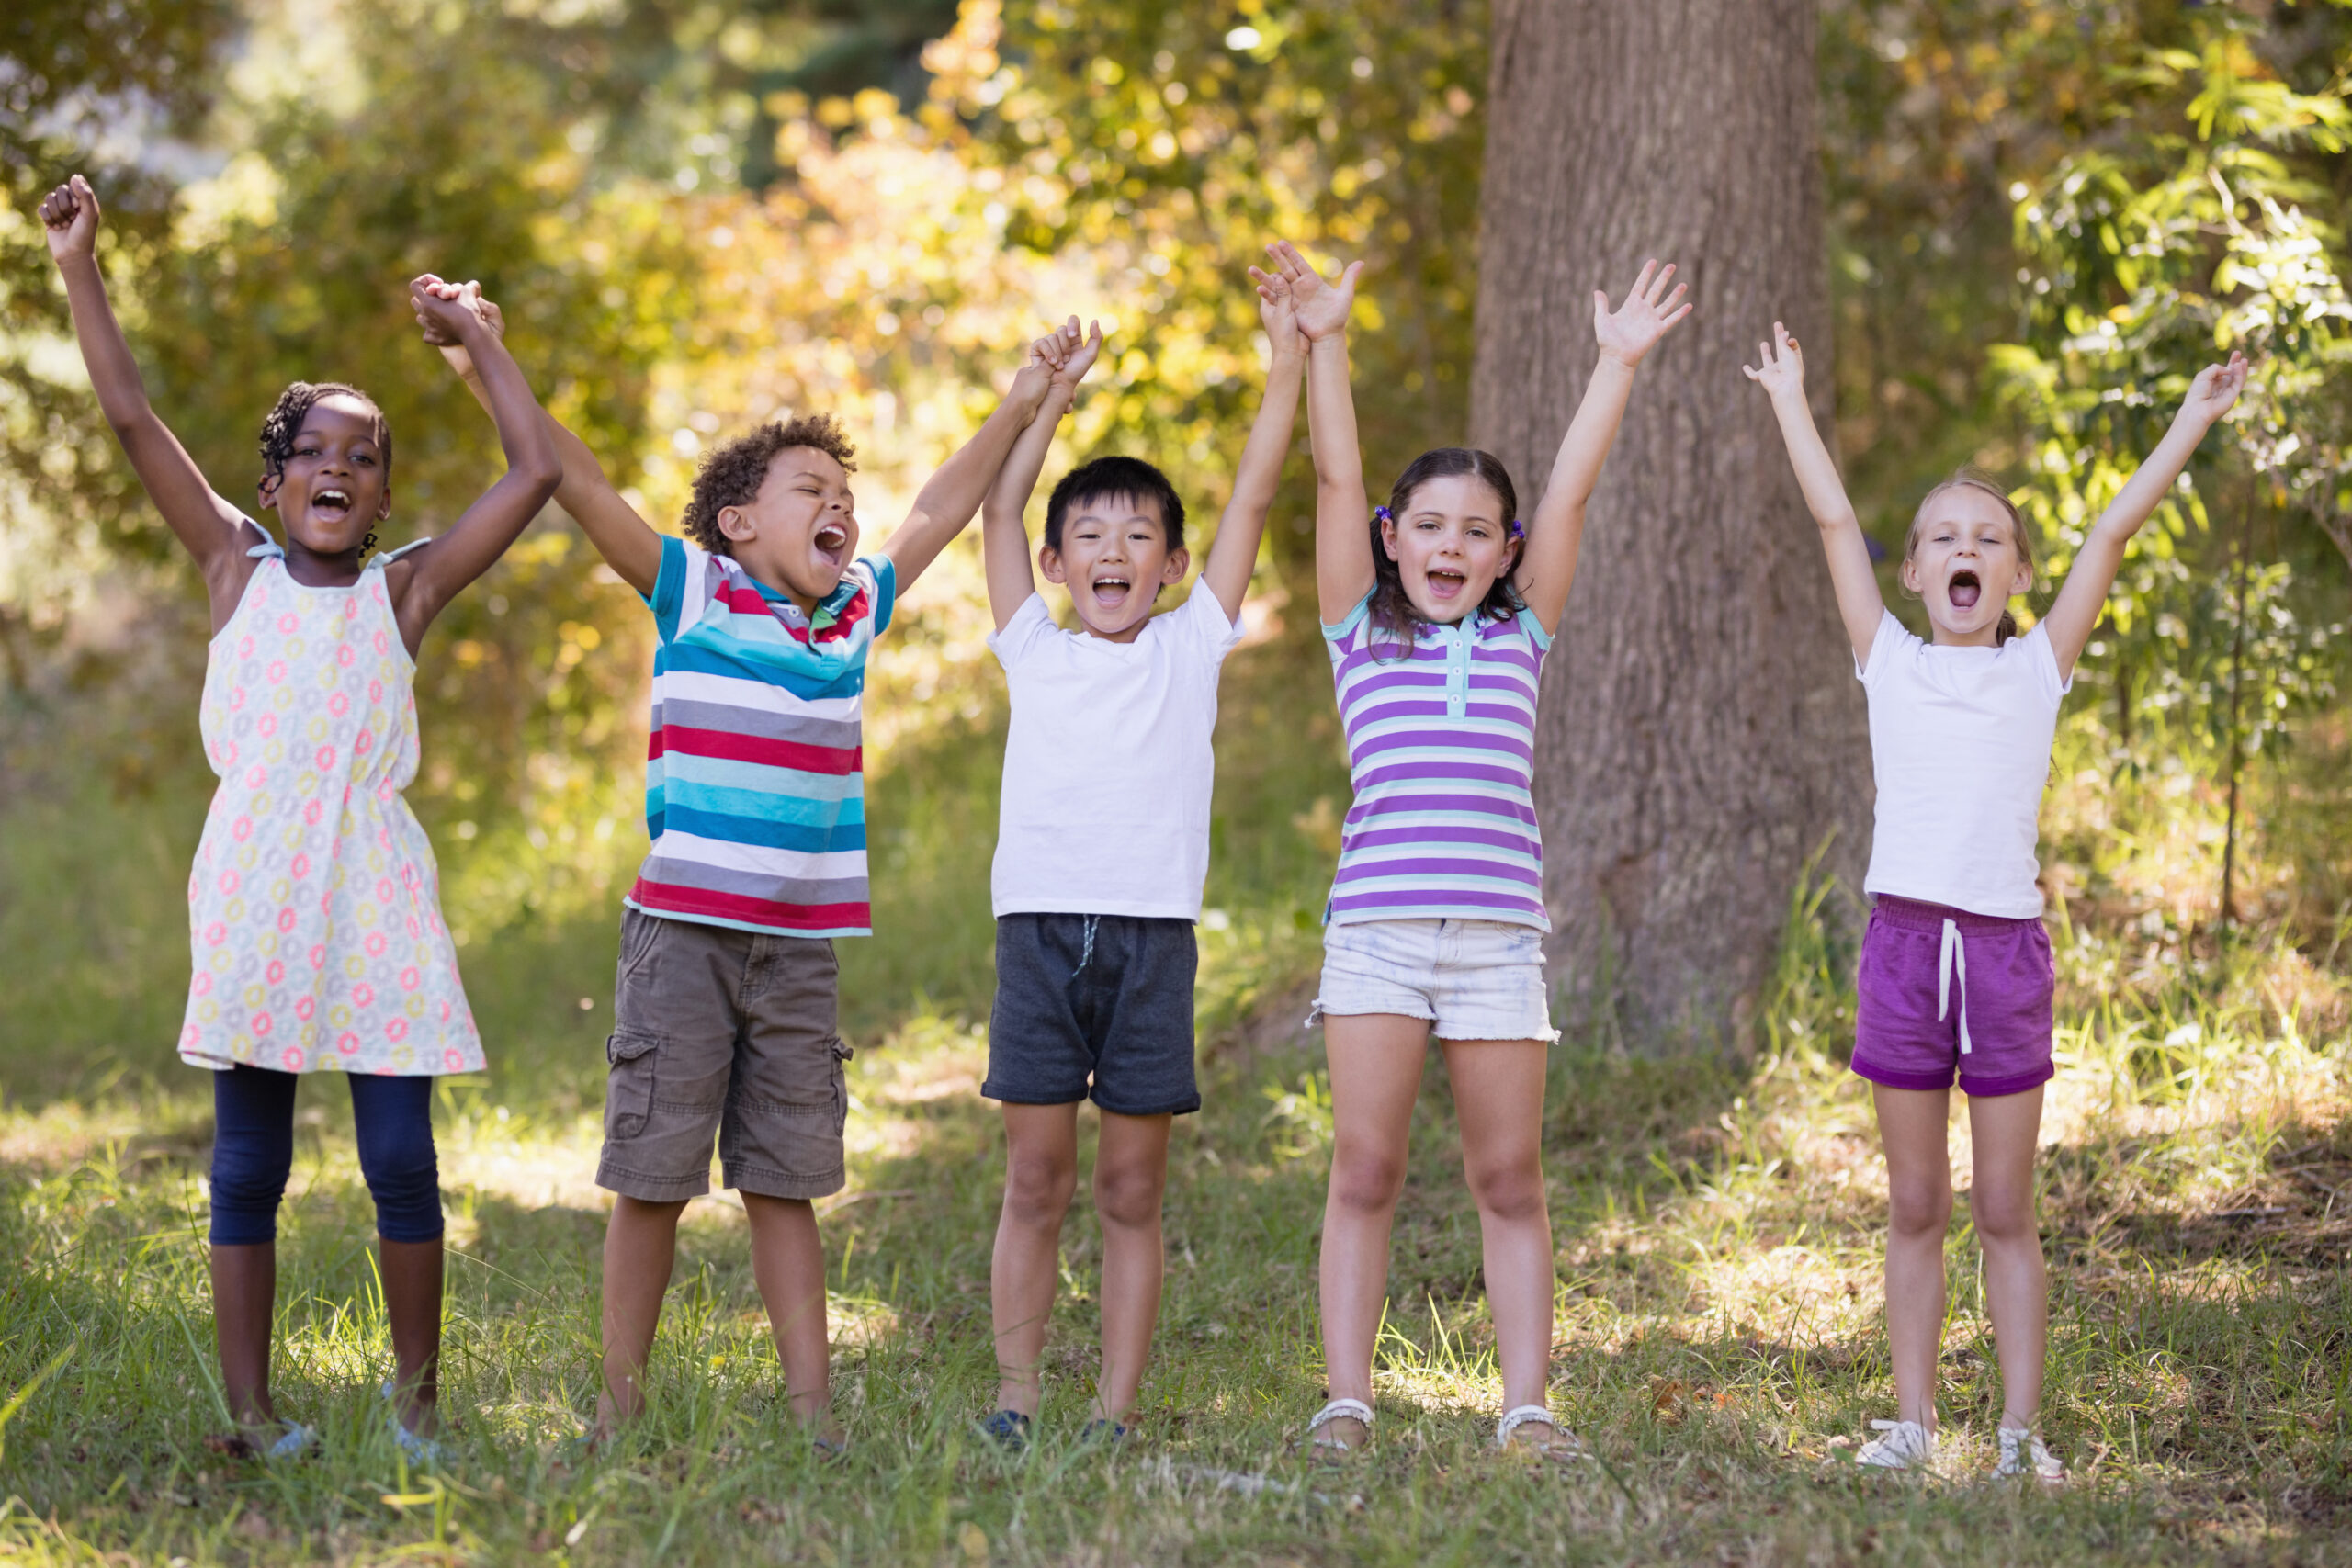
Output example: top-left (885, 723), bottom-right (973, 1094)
top-left (4, 614), bottom-right (2351, 1563)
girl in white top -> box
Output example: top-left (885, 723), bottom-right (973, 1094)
top-left (1747, 321), bottom-right (2245, 1479)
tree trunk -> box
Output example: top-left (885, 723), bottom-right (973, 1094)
top-left (1469, 0), bottom-right (1871, 1050)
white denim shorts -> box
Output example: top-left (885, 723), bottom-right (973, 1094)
top-left (1308, 917), bottom-right (1558, 1043)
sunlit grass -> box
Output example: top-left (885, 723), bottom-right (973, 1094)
top-left (5, 612), bottom-right (2351, 1561)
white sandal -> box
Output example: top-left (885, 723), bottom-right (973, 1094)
top-left (1495, 1404), bottom-right (1583, 1454)
top-left (1305, 1397), bottom-right (1374, 1451)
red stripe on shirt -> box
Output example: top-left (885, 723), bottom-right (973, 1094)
top-left (629, 878), bottom-right (870, 931)
top-left (650, 725), bottom-right (862, 774)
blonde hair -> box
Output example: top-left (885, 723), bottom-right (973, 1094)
top-left (1903, 469), bottom-right (2035, 644)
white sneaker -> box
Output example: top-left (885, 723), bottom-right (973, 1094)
top-left (1854, 1418), bottom-right (1934, 1470)
top-left (1993, 1426), bottom-right (2064, 1482)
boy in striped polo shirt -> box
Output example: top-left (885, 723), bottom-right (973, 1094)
top-left (429, 298), bottom-right (1059, 1449)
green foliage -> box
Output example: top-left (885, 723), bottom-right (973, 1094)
top-left (1997, 24), bottom-right (2351, 787)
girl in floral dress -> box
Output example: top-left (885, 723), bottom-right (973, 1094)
top-left (40, 175), bottom-right (561, 1459)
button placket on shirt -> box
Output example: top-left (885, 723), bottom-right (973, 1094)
top-left (1442, 620), bottom-right (1472, 718)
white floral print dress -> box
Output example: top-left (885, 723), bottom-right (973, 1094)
top-left (178, 527), bottom-right (483, 1076)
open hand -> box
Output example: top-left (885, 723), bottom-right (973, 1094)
top-left (1594, 260), bottom-right (1691, 367)
top-left (2177, 350), bottom-right (2250, 431)
top-left (39, 175), bottom-right (101, 264)
top-left (1265, 240), bottom-right (1360, 344)
top-left (1248, 262), bottom-right (1304, 359)
top-left (1741, 321), bottom-right (1806, 400)
top-left (412, 277), bottom-right (504, 378)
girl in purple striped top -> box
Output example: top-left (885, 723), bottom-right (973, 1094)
top-left (1263, 240), bottom-right (1690, 1455)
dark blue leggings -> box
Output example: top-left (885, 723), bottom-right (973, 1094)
top-left (209, 1066), bottom-right (443, 1245)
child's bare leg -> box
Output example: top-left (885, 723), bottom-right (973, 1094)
top-left (992, 1103), bottom-right (1080, 1416)
top-left (742, 1193), bottom-right (837, 1438)
top-left (379, 1237), bottom-right (444, 1435)
top-left (1873, 1085), bottom-right (1954, 1430)
top-left (1091, 1111), bottom-right (1172, 1423)
top-left (211, 1244), bottom-right (277, 1428)
top-left (1442, 1039), bottom-right (1554, 1415)
top-left (597, 1195), bottom-right (686, 1434)
top-left (1966, 1086), bottom-right (2048, 1429)
top-left (1317, 1012), bottom-right (1430, 1444)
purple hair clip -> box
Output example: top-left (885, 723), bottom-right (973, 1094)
top-left (1373, 505), bottom-right (1394, 525)
top-left (1509, 518), bottom-right (1525, 540)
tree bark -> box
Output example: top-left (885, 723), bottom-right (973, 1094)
top-left (1469, 0), bottom-right (1871, 1050)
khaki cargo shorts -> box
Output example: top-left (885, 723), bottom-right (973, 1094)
top-left (595, 906), bottom-right (851, 1202)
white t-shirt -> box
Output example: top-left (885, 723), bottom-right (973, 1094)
top-left (989, 581), bottom-right (1245, 919)
top-left (1859, 609), bottom-right (2070, 919)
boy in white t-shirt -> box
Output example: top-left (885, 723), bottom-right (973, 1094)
top-left (974, 274), bottom-right (1305, 1447)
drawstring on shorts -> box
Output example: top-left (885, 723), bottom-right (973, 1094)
top-left (1078, 915), bottom-right (1099, 974)
top-left (1938, 918), bottom-right (1973, 1055)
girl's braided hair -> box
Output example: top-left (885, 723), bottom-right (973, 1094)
top-left (1365, 446), bottom-right (1526, 657)
top-left (257, 381), bottom-right (391, 491)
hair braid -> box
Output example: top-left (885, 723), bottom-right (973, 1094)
top-left (257, 381), bottom-right (391, 489)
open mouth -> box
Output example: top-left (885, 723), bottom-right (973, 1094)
top-left (312, 488), bottom-right (354, 523)
top-left (1425, 569), bottom-right (1468, 600)
top-left (1090, 574), bottom-right (1133, 611)
top-left (1949, 570), bottom-right (1982, 611)
top-left (812, 523), bottom-right (849, 565)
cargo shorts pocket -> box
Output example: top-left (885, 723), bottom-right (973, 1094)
top-left (605, 1030), bottom-right (661, 1141)
top-left (829, 1036), bottom-right (853, 1133)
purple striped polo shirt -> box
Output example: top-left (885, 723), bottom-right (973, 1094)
top-left (1320, 592), bottom-right (1553, 930)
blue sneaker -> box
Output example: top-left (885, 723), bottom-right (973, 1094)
top-left (976, 1409), bottom-right (1032, 1451)
top-left (1080, 1417), bottom-right (1130, 1445)
top-left (380, 1380), bottom-right (447, 1466)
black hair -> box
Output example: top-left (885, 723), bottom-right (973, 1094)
top-left (258, 381), bottom-right (391, 491)
top-left (1366, 446), bottom-right (1524, 654)
top-left (1044, 456), bottom-right (1185, 554)
top-left (682, 413), bottom-right (858, 557)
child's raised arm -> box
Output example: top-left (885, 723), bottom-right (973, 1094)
top-left (2038, 350), bottom-right (2246, 680)
top-left (1267, 240), bottom-right (1368, 626)
top-left (981, 318), bottom-right (1102, 632)
top-left (1514, 260), bottom-right (1691, 636)
top-left (1745, 321), bottom-right (1883, 668)
top-left (41, 176), bottom-right (255, 628)
top-left (383, 277), bottom-right (562, 655)
top-left (880, 344), bottom-right (1059, 595)
top-left (421, 287), bottom-right (665, 598)
top-left (1202, 263), bottom-right (1307, 621)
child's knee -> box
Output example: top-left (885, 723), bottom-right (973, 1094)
top-left (1887, 1177), bottom-right (1953, 1237)
top-left (1329, 1143), bottom-right (1408, 1215)
top-left (1464, 1156), bottom-right (1545, 1224)
top-left (209, 1140), bottom-right (294, 1245)
top-left (1092, 1160), bottom-right (1165, 1231)
top-left (1968, 1182), bottom-right (2039, 1246)
top-left (351, 1082), bottom-right (444, 1243)
top-left (1003, 1149), bottom-right (1078, 1224)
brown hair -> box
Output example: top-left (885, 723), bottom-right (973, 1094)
top-left (1903, 469), bottom-right (2036, 644)
top-left (681, 414), bottom-right (857, 557)
top-left (1366, 446), bottom-right (1524, 656)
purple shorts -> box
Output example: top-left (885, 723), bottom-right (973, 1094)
top-left (1850, 896), bottom-right (2054, 1099)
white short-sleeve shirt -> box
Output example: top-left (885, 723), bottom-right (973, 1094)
top-left (989, 581), bottom-right (1246, 919)
top-left (1859, 609), bottom-right (2070, 919)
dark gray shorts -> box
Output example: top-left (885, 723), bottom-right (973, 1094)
top-left (597, 906), bottom-right (851, 1202)
top-left (986, 914), bottom-right (1199, 1117)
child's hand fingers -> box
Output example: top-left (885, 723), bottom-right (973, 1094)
top-left (1661, 302), bottom-right (1692, 329)
top-left (1659, 282), bottom-right (1689, 316)
top-left (1645, 262), bottom-right (1676, 306)
top-left (1626, 258), bottom-right (1657, 302)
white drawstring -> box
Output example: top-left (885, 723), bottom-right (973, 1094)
top-left (1938, 918), bottom-right (1973, 1055)
top-left (1079, 915), bottom-right (1098, 973)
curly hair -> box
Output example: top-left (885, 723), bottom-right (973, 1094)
top-left (681, 414), bottom-right (858, 556)
top-left (257, 381), bottom-right (390, 491)
top-left (1365, 446), bottom-right (1525, 657)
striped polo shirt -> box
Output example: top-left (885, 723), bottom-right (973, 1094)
top-left (1321, 592), bottom-right (1552, 931)
top-left (628, 536), bottom-right (895, 938)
